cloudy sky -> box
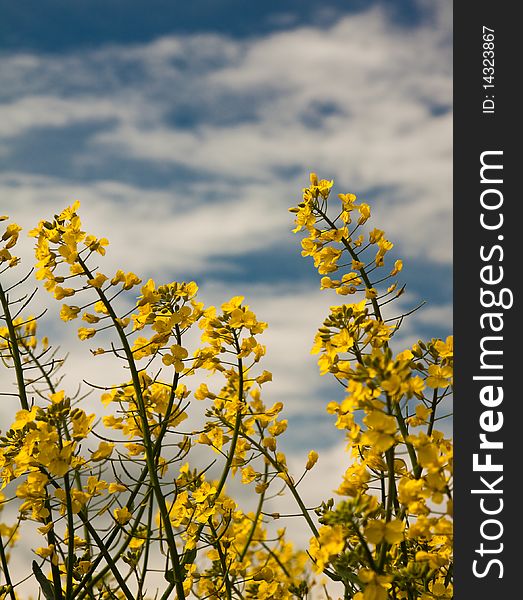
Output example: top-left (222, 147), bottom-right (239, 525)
top-left (1, 0), bottom-right (452, 573)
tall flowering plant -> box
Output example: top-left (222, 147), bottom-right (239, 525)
top-left (0, 176), bottom-right (452, 599)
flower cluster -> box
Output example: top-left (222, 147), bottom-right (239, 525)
top-left (290, 175), bottom-right (453, 599)
top-left (1, 202), bottom-right (323, 600)
top-left (0, 174), bottom-right (452, 600)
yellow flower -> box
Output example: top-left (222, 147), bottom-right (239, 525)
top-left (70, 263), bottom-right (85, 275)
top-left (110, 269), bottom-right (126, 285)
top-left (434, 335), bottom-right (453, 359)
top-left (129, 537), bottom-right (146, 550)
top-left (415, 404), bottom-right (432, 421)
top-left (82, 312), bottom-right (100, 323)
top-left (125, 443), bottom-right (145, 457)
top-left (309, 524), bottom-right (345, 572)
top-left (162, 344), bottom-right (188, 371)
top-left (390, 259), bottom-right (403, 276)
top-left (357, 203), bottom-right (371, 224)
top-left (426, 364), bottom-right (453, 388)
top-left (320, 276), bottom-right (338, 289)
top-left (54, 287), bottom-right (75, 300)
top-left (229, 307), bottom-right (257, 329)
top-left (114, 506), bottom-right (132, 525)
top-left (357, 569), bottom-right (392, 600)
top-left (11, 406), bottom-right (39, 430)
top-left (256, 370), bottom-right (273, 385)
top-left (317, 179), bottom-right (334, 199)
top-left (361, 410), bottom-right (397, 453)
top-left (108, 482), bottom-right (127, 494)
top-left (58, 200), bottom-right (81, 221)
top-left (49, 391), bottom-right (64, 404)
top-left (131, 336), bottom-right (154, 359)
top-left (375, 238), bottom-right (393, 266)
top-left (123, 271), bottom-right (142, 290)
top-left (364, 519), bottom-right (405, 545)
top-left (415, 551), bottom-right (448, 569)
top-left (305, 450), bottom-right (319, 470)
top-left (38, 440), bottom-right (75, 476)
top-left (37, 523), bottom-right (54, 535)
top-left (221, 296), bottom-right (244, 313)
top-left (91, 441), bottom-right (114, 462)
top-left (87, 476), bottom-right (107, 496)
top-left (2, 222), bottom-right (22, 248)
top-left (35, 544), bottom-right (55, 559)
top-left (194, 383), bottom-right (216, 401)
top-left (87, 273), bottom-right (108, 288)
top-left (93, 300), bottom-right (109, 314)
top-left (369, 228), bottom-right (384, 243)
top-left (71, 410), bottom-right (95, 440)
top-left (0, 247), bottom-right (15, 265)
top-left (336, 462), bottom-right (371, 496)
top-left (16, 472), bottom-right (49, 499)
top-left (60, 304), bottom-right (81, 321)
top-left (268, 419), bottom-right (287, 437)
top-left (53, 488), bottom-right (89, 514)
top-left (84, 235), bottom-right (109, 255)
top-left (192, 481), bottom-right (216, 503)
top-left (77, 560), bottom-right (92, 574)
top-left (78, 327), bottom-right (97, 340)
top-left (262, 436), bottom-right (277, 451)
top-left (409, 376), bottom-right (425, 395)
top-left (398, 476), bottom-right (430, 513)
top-left (241, 465), bottom-right (259, 484)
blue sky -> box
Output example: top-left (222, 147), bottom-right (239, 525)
top-left (0, 0), bottom-right (452, 535)
top-left (2, 1), bottom-right (437, 51)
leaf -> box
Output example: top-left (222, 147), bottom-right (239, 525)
top-left (32, 561), bottom-right (55, 600)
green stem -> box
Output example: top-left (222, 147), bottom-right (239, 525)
top-left (316, 208), bottom-right (383, 320)
top-left (44, 472), bottom-right (134, 599)
top-left (0, 533), bottom-right (16, 600)
top-left (238, 463), bottom-right (268, 562)
top-left (209, 521), bottom-right (233, 600)
top-left (137, 491), bottom-right (154, 599)
top-left (63, 473), bottom-right (76, 599)
top-left (77, 512), bottom-right (135, 600)
top-left (213, 357), bottom-right (243, 501)
top-left (73, 364), bottom-right (184, 600)
top-left (259, 540), bottom-right (291, 578)
top-left (426, 388), bottom-right (439, 436)
top-left (318, 209), bottom-right (424, 485)
top-left (187, 340), bottom-right (245, 560)
top-left (377, 444), bottom-right (396, 571)
top-left (74, 492), bottom-right (151, 600)
top-left (349, 516), bottom-right (377, 572)
top-left (43, 494), bottom-right (64, 600)
top-left (0, 282), bottom-right (29, 409)
top-left (22, 341), bottom-right (94, 559)
top-left (234, 429), bottom-right (319, 538)
top-left (384, 395), bottom-right (398, 522)
top-left (77, 256), bottom-right (186, 599)
top-left (393, 404), bottom-right (422, 479)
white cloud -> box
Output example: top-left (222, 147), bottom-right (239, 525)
top-left (0, 96), bottom-right (132, 138)
top-left (0, 173), bottom-right (294, 279)
top-left (1, 3), bottom-right (452, 261)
